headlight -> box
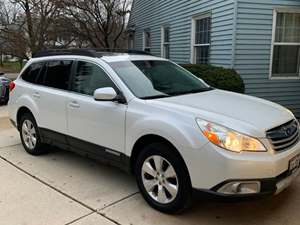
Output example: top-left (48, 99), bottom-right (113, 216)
top-left (196, 119), bottom-right (266, 153)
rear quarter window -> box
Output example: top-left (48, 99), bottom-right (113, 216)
top-left (21, 62), bottom-right (44, 84)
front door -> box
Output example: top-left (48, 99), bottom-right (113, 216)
top-left (66, 60), bottom-right (126, 153)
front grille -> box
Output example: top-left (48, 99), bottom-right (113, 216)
top-left (266, 120), bottom-right (300, 152)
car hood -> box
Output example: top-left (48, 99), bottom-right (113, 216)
top-left (150, 90), bottom-right (295, 137)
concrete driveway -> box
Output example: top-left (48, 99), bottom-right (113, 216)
top-left (0, 105), bottom-right (300, 225)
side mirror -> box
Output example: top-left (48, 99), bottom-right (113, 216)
top-left (94, 87), bottom-right (117, 101)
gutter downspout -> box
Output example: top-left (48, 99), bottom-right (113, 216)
top-left (231, 0), bottom-right (238, 69)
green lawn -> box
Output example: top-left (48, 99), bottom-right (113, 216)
top-left (0, 61), bottom-right (24, 73)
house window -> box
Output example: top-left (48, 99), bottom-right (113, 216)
top-left (143, 31), bottom-right (151, 52)
top-left (192, 14), bottom-right (211, 64)
top-left (161, 27), bottom-right (170, 59)
top-left (270, 10), bottom-right (300, 78)
top-left (128, 33), bottom-right (135, 49)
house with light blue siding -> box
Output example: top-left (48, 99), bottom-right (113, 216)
top-left (128, 0), bottom-right (300, 117)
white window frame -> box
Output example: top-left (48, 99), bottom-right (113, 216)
top-left (269, 8), bottom-right (300, 80)
top-left (128, 33), bottom-right (135, 49)
top-left (190, 13), bottom-right (211, 64)
top-left (143, 30), bottom-right (151, 52)
top-left (161, 26), bottom-right (170, 58)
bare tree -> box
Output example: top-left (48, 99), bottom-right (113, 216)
top-left (10, 0), bottom-right (63, 53)
top-left (0, 0), bottom-right (28, 60)
top-left (0, 0), bottom-right (132, 60)
top-left (0, 0), bottom-right (65, 58)
top-left (62, 0), bottom-right (132, 49)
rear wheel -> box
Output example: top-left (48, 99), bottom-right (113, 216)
top-left (20, 113), bottom-right (48, 155)
top-left (135, 142), bottom-right (192, 214)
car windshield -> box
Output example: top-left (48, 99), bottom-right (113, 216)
top-left (109, 60), bottom-right (211, 99)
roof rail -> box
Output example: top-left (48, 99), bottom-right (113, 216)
top-left (32, 48), bottom-right (152, 58)
top-left (95, 49), bottom-right (152, 56)
top-left (32, 49), bottom-right (97, 58)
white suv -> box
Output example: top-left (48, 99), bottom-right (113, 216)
top-left (8, 49), bottom-right (300, 213)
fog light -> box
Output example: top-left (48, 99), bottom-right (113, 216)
top-left (218, 181), bottom-right (261, 195)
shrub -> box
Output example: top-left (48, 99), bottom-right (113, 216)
top-left (181, 64), bottom-right (245, 93)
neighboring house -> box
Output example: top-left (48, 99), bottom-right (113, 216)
top-left (128, 0), bottom-right (300, 117)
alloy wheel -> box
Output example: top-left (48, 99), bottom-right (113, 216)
top-left (141, 155), bottom-right (178, 204)
top-left (22, 120), bottom-right (37, 150)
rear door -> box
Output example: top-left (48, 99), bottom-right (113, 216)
top-left (66, 60), bottom-right (127, 153)
top-left (34, 60), bottom-right (73, 135)
top-left (21, 62), bottom-right (45, 124)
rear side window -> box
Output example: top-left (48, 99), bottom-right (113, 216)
top-left (36, 64), bottom-right (47, 85)
top-left (44, 60), bottom-right (73, 90)
top-left (21, 63), bottom-right (43, 84)
top-left (72, 61), bottom-right (115, 95)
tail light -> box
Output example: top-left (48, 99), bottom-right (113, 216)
top-left (9, 81), bottom-right (16, 92)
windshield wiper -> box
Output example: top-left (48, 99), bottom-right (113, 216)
top-left (140, 94), bottom-right (170, 100)
top-left (170, 87), bottom-right (213, 96)
top-left (140, 87), bottom-right (213, 100)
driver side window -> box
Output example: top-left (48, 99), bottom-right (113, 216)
top-left (72, 61), bottom-right (115, 96)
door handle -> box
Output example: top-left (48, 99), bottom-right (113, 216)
top-left (33, 92), bottom-right (40, 99)
top-left (69, 101), bottom-right (80, 109)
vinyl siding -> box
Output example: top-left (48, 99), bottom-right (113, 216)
top-left (129, 0), bottom-right (235, 67)
top-left (234, 0), bottom-right (300, 117)
top-left (129, 0), bottom-right (300, 117)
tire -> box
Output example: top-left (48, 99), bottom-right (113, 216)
top-left (135, 142), bottom-right (192, 214)
top-left (19, 113), bottom-right (48, 155)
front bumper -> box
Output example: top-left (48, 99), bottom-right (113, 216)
top-left (193, 169), bottom-right (300, 198)
top-left (181, 140), bottom-right (300, 191)
top-left (214, 168), bottom-right (298, 196)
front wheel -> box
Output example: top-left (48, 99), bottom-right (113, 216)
top-left (135, 143), bottom-right (192, 214)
